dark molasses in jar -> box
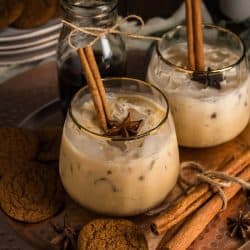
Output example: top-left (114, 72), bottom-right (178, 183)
top-left (57, 0), bottom-right (126, 114)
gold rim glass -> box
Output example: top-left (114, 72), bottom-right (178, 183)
top-left (68, 77), bottom-right (170, 141)
top-left (156, 24), bottom-right (246, 74)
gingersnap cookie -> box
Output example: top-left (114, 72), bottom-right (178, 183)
top-left (0, 162), bottom-right (65, 223)
top-left (36, 127), bottom-right (62, 162)
top-left (77, 219), bottom-right (148, 250)
top-left (12, 0), bottom-right (58, 29)
top-left (0, 128), bottom-right (39, 161)
top-left (0, 0), bottom-right (24, 30)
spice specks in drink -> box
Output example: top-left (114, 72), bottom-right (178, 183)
top-left (211, 113), bottom-right (217, 119)
top-left (146, 109), bottom-right (151, 115)
top-left (94, 177), bottom-right (119, 192)
top-left (107, 170), bottom-right (112, 175)
top-left (139, 176), bottom-right (145, 181)
top-left (244, 101), bottom-right (248, 107)
top-left (149, 160), bottom-right (156, 170)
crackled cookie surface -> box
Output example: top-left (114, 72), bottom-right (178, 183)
top-left (0, 162), bottom-right (64, 223)
top-left (77, 218), bottom-right (148, 250)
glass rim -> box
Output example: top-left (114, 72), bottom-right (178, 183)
top-left (61, 0), bottom-right (118, 10)
top-left (156, 24), bottom-right (246, 74)
top-left (68, 77), bottom-right (170, 141)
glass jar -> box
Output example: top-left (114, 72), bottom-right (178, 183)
top-left (57, 0), bottom-right (126, 114)
top-left (147, 24), bottom-right (250, 148)
top-left (59, 77), bottom-right (180, 216)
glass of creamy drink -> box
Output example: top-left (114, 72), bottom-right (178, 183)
top-left (147, 24), bottom-right (250, 147)
top-left (59, 77), bottom-right (179, 216)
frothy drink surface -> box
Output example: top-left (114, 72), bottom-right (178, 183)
top-left (60, 94), bottom-right (179, 215)
top-left (74, 94), bottom-right (165, 135)
top-left (147, 43), bottom-right (250, 147)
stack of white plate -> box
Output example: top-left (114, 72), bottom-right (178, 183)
top-left (0, 18), bottom-right (62, 66)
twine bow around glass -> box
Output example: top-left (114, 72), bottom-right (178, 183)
top-left (62, 15), bottom-right (161, 50)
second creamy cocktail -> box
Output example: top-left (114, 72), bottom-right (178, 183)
top-left (59, 78), bottom-right (179, 216)
top-left (147, 25), bottom-right (250, 147)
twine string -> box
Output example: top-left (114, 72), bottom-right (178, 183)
top-left (62, 15), bottom-right (162, 50)
top-left (179, 161), bottom-right (250, 210)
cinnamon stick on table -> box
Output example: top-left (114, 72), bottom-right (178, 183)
top-left (151, 150), bottom-right (250, 235)
top-left (164, 166), bottom-right (250, 250)
top-left (186, 0), bottom-right (205, 71)
top-left (78, 47), bottom-right (108, 131)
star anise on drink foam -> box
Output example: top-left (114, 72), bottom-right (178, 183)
top-left (50, 215), bottom-right (81, 250)
top-left (227, 211), bottom-right (250, 241)
top-left (107, 112), bottom-right (143, 138)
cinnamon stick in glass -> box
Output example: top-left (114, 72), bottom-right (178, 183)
top-left (164, 166), bottom-right (250, 250)
top-left (84, 47), bottom-right (110, 120)
top-left (78, 47), bottom-right (108, 131)
top-left (186, 0), bottom-right (205, 71)
top-left (151, 150), bottom-right (250, 235)
top-left (192, 0), bottom-right (205, 71)
top-left (185, 0), bottom-right (195, 70)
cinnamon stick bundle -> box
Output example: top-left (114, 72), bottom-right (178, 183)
top-left (78, 47), bottom-right (109, 131)
top-left (186, 0), bottom-right (205, 71)
top-left (164, 166), bottom-right (250, 250)
top-left (151, 150), bottom-right (250, 235)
